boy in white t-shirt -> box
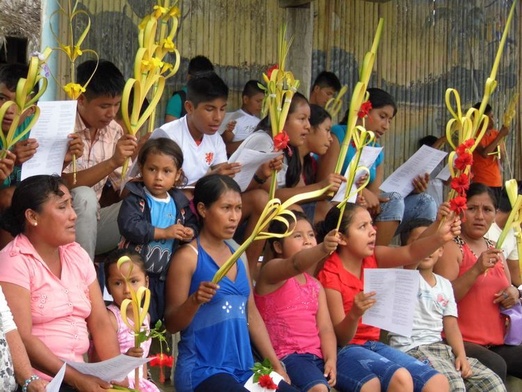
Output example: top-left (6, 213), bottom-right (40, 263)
top-left (388, 219), bottom-right (506, 392)
top-left (485, 190), bottom-right (521, 287)
top-left (158, 72), bottom-right (280, 276)
top-left (220, 80), bottom-right (264, 156)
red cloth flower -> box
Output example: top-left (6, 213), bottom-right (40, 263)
top-left (258, 374), bottom-right (278, 390)
top-left (450, 173), bottom-right (470, 195)
top-left (273, 131), bottom-right (290, 151)
top-left (267, 64), bottom-right (279, 79)
top-left (357, 101), bottom-right (373, 118)
top-left (149, 353), bottom-right (174, 367)
top-left (454, 152), bottom-right (473, 171)
top-left (450, 196), bottom-right (468, 215)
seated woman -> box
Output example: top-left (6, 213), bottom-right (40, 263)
top-left (237, 92), bottom-right (345, 204)
top-left (0, 175), bottom-right (123, 391)
top-left (164, 174), bottom-right (297, 392)
top-left (434, 183), bottom-right (522, 383)
top-left (317, 88), bottom-right (437, 245)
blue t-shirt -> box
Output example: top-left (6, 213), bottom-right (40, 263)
top-left (331, 124), bottom-right (384, 183)
top-left (144, 189), bottom-right (177, 274)
top-left (165, 86), bottom-right (187, 118)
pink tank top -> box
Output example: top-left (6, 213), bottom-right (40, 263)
top-left (255, 273), bottom-right (323, 359)
top-left (455, 237), bottom-right (508, 346)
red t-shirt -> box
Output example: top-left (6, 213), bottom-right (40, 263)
top-left (317, 252), bottom-right (380, 344)
top-left (471, 130), bottom-right (502, 187)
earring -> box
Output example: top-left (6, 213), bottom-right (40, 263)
top-left (33, 222), bottom-right (37, 227)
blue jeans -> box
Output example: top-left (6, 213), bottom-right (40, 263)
top-left (282, 353), bottom-right (329, 391)
top-left (376, 192), bottom-right (437, 235)
top-left (336, 341), bottom-right (439, 392)
top-left (195, 373), bottom-right (299, 392)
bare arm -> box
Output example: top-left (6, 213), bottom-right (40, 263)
top-left (62, 134), bottom-right (137, 189)
top-left (256, 230), bottom-right (340, 292)
top-left (316, 286), bottom-right (337, 387)
top-left (164, 244), bottom-right (212, 333)
top-left (1, 282), bottom-right (111, 390)
top-left (6, 329), bottom-right (48, 390)
top-left (475, 127), bottom-right (508, 157)
top-left (443, 316), bottom-right (472, 378)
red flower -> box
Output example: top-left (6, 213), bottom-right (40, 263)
top-left (357, 100), bottom-right (373, 118)
top-left (258, 374), bottom-right (278, 390)
top-left (450, 196), bottom-right (468, 215)
top-left (267, 64), bottom-right (279, 79)
top-left (454, 152), bottom-right (473, 171)
top-left (456, 138), bottom-right (475, 155)
top-left (149, 353), bottom-right (174, 367)
top-left (273, 131), bottom-right (290, 151)
top-left (450, 173), bottom-right (470, 195)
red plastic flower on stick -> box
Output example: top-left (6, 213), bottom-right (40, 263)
top-left (357, 100), bottom-right (373, 118)
top-left (258, 374), bottom-right (279, 390)
top-left (273, 131), bottom-right (290, 151)
top-left (450, 196), bottom-right (468, 215)
top-left (456, 138), bottom-right (475, 155)
top-left (454, 152), bottom-right (473, 171)
top-left (267, 64), bottom-right (279, 79)
top-left (450, 173), bottom-right (470, 196)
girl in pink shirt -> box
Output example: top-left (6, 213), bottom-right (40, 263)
top-left (255, 211), bottom-right (342, 391)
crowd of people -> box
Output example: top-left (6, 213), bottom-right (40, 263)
top-left (0, 53), bottom-right (520, 392)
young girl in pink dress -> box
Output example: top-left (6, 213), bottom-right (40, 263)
top-left (104, 249), bottom-right (159, 392)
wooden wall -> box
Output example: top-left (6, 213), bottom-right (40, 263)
top-left (64, 0), bottom-right (521, 179)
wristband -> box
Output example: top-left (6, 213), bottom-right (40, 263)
top-left (22, 375), bottom-right (40, 392)
top-left (253, 173), bottom-right (267, 184)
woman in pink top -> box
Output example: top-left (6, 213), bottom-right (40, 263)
top-left (255, 211), bottom-right (342, 391)
top-left (434, 183), bottom-right (522, 383)
top-left (0, 175), bottom-right (123, 391)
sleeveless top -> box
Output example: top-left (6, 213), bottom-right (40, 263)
top-left (255, 273), bottom-right (323, 359)
top-left (107, 304), bottom-right (158, 392)
top-left (174, 239), bottom-right (253, 392)
top-left (454, 236), bottom-right (508, 346)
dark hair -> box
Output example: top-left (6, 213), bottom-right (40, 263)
top-left (418, 135), bottom-right (438, 149)
top-left (497, 189), bottom-right (512, 213)
top-left (309, 104), bottom-right (331, 128)
top-left (0, 63), bottom-right (39, 95)
top-left (399, 218), bottom-right (434, 246)
top-left (312, 71), bottom-right (341, 92)
top-left (242, 80), bottom-right (264, 97)
top-left (186, 72), bottom-right (228, 107)
top-left (284, 93), bottom-right (309, 187)
top-left (0, 175), bottom-right (65, 236)
top-left (77, 59), bottom-right (125, 100)
top-left (466, 182), bottom-right (497, 207)
top-left (137, 138), bottom-right (186, 186)
top-left (267, 210), bottom-right (310, 256)
top-left (316, 203), bottom-right (363, 247)
top-left (193, 174), bottom-right (241, 222)
top-left (472, 101), bottom-right (492, 115)
top-left (188, 55), bottom-right (214, 76)
top-left (339, 87), bottom-right (397, 125)
top-left (303, 104), bottom-right (331, 184)
top-left (254, 92), bottom-right (309, 188)
top-left (104, 249), bottom-right (147, 292)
